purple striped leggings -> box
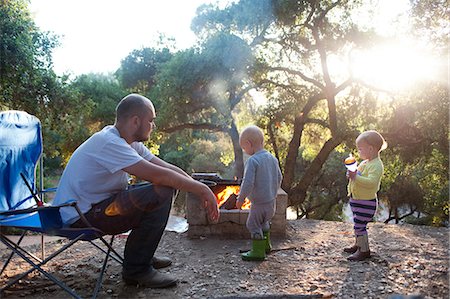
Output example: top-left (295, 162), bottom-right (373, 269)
top-left (350, 198), bottom-right (377, 236)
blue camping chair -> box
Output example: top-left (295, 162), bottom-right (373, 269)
top-left (0, 111), bottom-right (123, 298)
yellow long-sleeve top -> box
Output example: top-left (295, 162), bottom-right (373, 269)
top-left (347, 157), bottom-right (384, 200)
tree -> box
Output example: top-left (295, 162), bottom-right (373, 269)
top-left (71, 73), bottom-right (128, 130)
top-left (409, 0), bottom-right (449, 51)
top-left (191, 0), bottom-right (375, 206)
top-left (116, 47), bottom-right (172, 93)
top-left (0, 0), bottom-right (92, 171)
top-left (384, 175), bottom-right (424, 224)
top-left (0, 0), bottom-right (59, 112)
top-left (154, 32), bottom-right (258, 178)
top-left (377, 0), bottom-right (449, 225)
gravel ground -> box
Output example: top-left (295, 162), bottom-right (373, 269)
top-left (1, 219), bottom-right (448, 299)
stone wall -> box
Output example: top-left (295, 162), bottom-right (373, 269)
top-left (186, 188), bottom-right (288, 239)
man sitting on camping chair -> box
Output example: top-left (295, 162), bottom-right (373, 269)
top-left (53, 93), bottom-right (219, 288)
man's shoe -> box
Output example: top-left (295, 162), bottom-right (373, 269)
top-left (151, 256), bottom-right (172, 269)
top-left (123, 270), bottom-right (177, 288)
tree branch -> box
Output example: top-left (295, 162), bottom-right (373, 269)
top-left (335, 78), bottom-right (353, 94)
top-left (305, 117), bottom-right (329, 129)
top-left (230, 85), bottom-right (254, 110)
top-left (259, 78), bottom-right (307, 91)
top-left (270, 66), bottom-right (325, 90)
top-left (161, 123), bottom-right (227, 133)
top-left (319, 0), bottom-right (342, 21)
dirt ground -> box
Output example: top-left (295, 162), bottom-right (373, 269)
top-left (1, 219), bottom-right (448, 299)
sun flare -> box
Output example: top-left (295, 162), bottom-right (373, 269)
top-left (350, 41), bottom-right (440, 91)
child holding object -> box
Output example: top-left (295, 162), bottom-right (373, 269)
top-left (345, 130), bottom-right (387, 261)
top-left (236, 125), bottom-right (282, 261)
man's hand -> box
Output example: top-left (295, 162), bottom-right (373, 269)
top-left (124, 159), bottom-right (219, 222)
top-left (200, 187), bottom-right (219, 223)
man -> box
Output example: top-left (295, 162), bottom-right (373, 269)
top-left (53, 93), bottom-right (219, 288)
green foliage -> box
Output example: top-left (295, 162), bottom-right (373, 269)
top-left (71, 73), bottom-right (127, 129)
top-left (410, 0), bottom-right (449, 50)
top-left (158, 131), bottom-right (234, 177)
top-left (298, 150), bottom-right (349, 220)
top-left (158, 131), bottom-right (195, 171)
top-left (386, 175), bottom-right (424, 211)
top-left (416, 150), bottom-right (449, 226)
top-left (155, 32), bottom-right (255, 130)
top-left (0, 0), bottom-right (93, 171)
top-left (116, 47), bottom-right (172, 92)
top-left (202, 32), bottom-right (254, 84)
top-left (0, 0), bottom-right (59, 110)
top-left (192, 0), bottom-right (275, 36)
top-left (188, 138), bottom-right (234, 176)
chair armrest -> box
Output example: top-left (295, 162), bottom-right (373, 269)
top-left (0, 200), bottom-right (77, 216)
top-left (40, 187), bottom-right (57, 193)
top-left (0, 207), bottom-right (40, 216)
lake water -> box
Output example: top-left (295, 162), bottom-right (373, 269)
top-left (286, 198), bottom-right (391, 223)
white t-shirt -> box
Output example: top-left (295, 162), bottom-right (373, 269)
top-left (53, 125), bottom-right (154, 224)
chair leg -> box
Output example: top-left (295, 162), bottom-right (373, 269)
top-left (41, 234), bottom-right (45, 260)
top-left (0, 235), bottom-right (83, 298)
top-left (0, 232), bottom-right (27, 275)
top-left (1, 233), bottom-right (122, 299)
top-left (92, 235), bottom-right (115, 299)
top-left (90, 236), bottom-right (123, 264)
top-left (1, 234), bottom-right (44, 274)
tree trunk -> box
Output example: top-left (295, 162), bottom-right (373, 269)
top-left (282, 114), bottom-right (305, 191)
top-left (282, 95), bottom-right (320, 191)
top-left (229, 120), bottom-right (244, 179)
top-left (267, 120), bottom-right (280, 163)
top-left (288, 135), bottom-right (344, 206)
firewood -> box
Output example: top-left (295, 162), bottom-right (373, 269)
top-left (220, 193), bottom-right (238, 210)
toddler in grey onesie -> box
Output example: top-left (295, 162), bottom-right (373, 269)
top-left (236, 125), bottom-right (282, 261)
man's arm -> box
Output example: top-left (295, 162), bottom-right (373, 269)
top-left (124, 159), bottom-right (219, 222)
top-left (148, 155), bottom-right (191, 178)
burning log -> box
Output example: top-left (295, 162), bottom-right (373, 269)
top-left (220, 193), bottom-right (238, 210)
top-left (216, 186), bottom-right (251, 210)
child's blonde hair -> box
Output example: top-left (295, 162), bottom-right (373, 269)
top-left (240, 125), bottom-right (264, 146)
top-left (356, 130), bottom-right (387, 152)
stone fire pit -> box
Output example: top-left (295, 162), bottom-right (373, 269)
top-left (186, 173), bottom-right (288, 239)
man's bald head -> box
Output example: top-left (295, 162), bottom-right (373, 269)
top-left (115, 94), bottom-right (155, 123)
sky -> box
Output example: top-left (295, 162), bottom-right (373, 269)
top-left (29, 0), bottom-right (414, 80)
top-left (29, 0), bottom-right (229, 76)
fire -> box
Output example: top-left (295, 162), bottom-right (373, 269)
top-left (216, 185), bottom-right (251, 210)
top-left (241, 199), bottom-right (251, 209)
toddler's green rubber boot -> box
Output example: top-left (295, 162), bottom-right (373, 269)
top-left (263, 230), bottom-right (272, 253)
top-left (241, 239), bottom-right (266, 261)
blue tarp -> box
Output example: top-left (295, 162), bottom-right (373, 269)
top-left (0, 110), bottom-right (42, 226)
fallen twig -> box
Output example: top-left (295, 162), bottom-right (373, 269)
top-left (239, 246), bottom-right (297, 253)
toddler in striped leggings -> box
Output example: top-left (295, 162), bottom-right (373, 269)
top-left (344, 130), bottom-right (387, 261)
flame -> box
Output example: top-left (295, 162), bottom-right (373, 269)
top-left (241, 199), bottom-right (251, 209)
top-left (216, 185), bottom-right (250, 210)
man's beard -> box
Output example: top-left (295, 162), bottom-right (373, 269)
top-left (134, 125), bottom-right (150, 142)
